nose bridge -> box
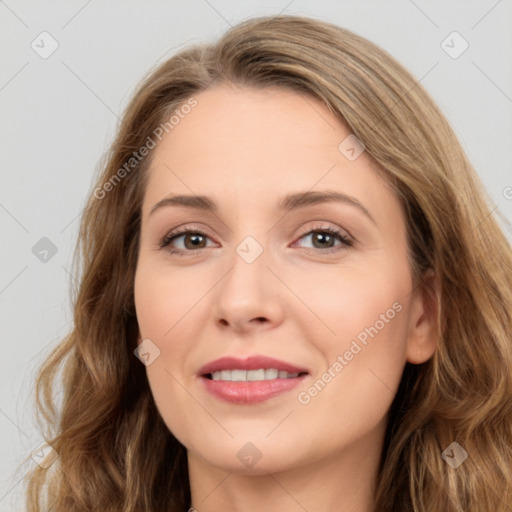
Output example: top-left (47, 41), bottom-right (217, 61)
top-left (213, 230), bottom-right (282, 328)
top-left (224, 233), bottom-right (268, 297)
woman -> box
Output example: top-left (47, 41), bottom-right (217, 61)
top-left (25, 15), bottom-right (512, 512)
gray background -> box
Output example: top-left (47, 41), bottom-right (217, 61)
top-left (1, 1), bottom-right (511, 510)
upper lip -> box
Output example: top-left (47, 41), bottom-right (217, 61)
top-left (198, 355), bottom-right (309, 376)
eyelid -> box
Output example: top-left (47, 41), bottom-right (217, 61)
top-left (293, 221), bottom-right (352, 241)
top-left (159, 221), bottom-right (354, 255)
top-left (290, 223), bottom-right (353, 253)
top-left (158, 223), bottom-right (217, 249)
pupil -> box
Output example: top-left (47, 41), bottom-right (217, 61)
top-left (314, 233), bottom-right (332, 248)
top-left (186, 234), bottom-right (204, 249)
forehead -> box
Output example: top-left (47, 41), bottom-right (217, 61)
top-left (141, 84), bottom-right (400, 229)
top-left (162, 85), bottom-right (350, 161)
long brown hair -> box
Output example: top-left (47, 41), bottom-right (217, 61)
top-left (24, 15), bottom-right (512, 511)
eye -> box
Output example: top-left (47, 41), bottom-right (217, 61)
top-left (159, 223), bottom-right (353, 256)
top-left (292, 224), bottom-right (353, 253)
top-left (159, 226), bottom-right (216, 255)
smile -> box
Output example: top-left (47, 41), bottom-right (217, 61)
top-left (209, 369), bottom-right (303, 381)
top-left (198, 355), bottom-right (310, 404)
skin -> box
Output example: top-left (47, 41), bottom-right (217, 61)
top-left (134, 84), bottom-right (438, 512)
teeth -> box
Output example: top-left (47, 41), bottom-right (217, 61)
top-left (247, 369), bottom-right (265, 381)
top-left (265, 368), bottom-right (279, 379)
top-left (210, 368), bottom-right (301, 382)
top-left (231, 370), bottom-right (246, 381)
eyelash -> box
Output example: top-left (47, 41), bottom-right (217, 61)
top-left (159, 223), bottom-right (353, 257)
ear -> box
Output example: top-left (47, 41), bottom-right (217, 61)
top-left (406, 269), bottom-right (440, 364)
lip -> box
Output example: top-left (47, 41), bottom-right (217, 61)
top-left (198, 355), bottom-right (309, 405)
top-left (198, 355), bottom-right (309, 375)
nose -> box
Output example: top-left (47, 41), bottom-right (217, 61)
top-left (213, 240), bottom-right (286, 334)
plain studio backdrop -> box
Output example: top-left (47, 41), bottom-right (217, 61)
top-left (1, 1), bottom-right (511, 510)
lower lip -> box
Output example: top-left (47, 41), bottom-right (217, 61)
top-left (201, 375), bottom-right (307, 404)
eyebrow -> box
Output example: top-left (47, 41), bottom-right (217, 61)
top-left (149, 190), bottom-right (376, 225)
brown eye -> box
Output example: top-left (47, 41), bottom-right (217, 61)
top-left (309, 231), bottom-right (337, 249)
top-left (159, 229), bottom-right (215, 254)
top-left (181, 233), bottom-right (208, 250)
top-left (294, 227), bottom-right (352, 253)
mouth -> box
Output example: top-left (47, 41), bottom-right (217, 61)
top-left (205, 369), bottom-right (308, 381)
top-left (198, 356), bottom-right (310, 404)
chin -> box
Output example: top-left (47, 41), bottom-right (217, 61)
top-left (184, 432), bottom-right (319, 476)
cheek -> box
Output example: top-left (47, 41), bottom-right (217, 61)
top-left (134, 262), bottom-right (214, 447)
top-left (134, 260), bottom-right (208, 342)
top-left (291, 259), bottom-right (409, 419)
top-left (288, 304), bottom-right (408, 458)
top-left (145, 359), bottom-right (202, 449)
top-left (293, 257), bottom-right (409, 352)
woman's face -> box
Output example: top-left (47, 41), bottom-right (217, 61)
top-left (134, 85), bottom-right (435, 475)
